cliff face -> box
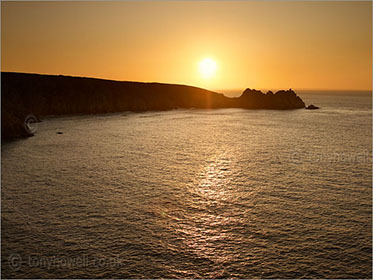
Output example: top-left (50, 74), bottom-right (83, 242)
top-left (1, 72), bottom-right (305, 139)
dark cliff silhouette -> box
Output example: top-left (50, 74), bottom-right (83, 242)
top-left (2, 72), bottom-right (305, 139)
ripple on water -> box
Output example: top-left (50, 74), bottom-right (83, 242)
top-left (1, 95), bottom-right (372, 278)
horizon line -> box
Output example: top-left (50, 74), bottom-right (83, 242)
top-left (2, 70), bottom-right (372, 93)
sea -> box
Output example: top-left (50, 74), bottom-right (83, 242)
top-left (1, 90), bottom-right (372, 278)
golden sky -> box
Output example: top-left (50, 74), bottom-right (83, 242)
top-left (1, 1), bottom-right (372, 91)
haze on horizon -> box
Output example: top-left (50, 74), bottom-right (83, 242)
top-left (1, 1), bottom-right (372, 92)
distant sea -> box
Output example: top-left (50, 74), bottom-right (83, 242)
top-left (2, 91), bottom-right (371, 278)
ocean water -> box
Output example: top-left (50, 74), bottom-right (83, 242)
top-left (2, 91), bottom-right (372, 278)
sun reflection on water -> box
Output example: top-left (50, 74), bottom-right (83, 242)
top-left (172, 153), bottom-right (241, 276)
top-left (193, 153), bottom-right (233, 201)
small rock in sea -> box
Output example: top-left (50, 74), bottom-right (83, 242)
top-left (306, 104), bottom-right (320, 110)
top-left (57, 131), bottom-right (63, 134)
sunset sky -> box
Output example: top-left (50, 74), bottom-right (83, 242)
top-left (1, 1), bottom-right (372, 92)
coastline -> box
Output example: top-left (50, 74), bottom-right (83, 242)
top-left (2, 72), bottom-right (305, 139)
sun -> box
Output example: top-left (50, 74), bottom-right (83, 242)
top-left (198, 58), bottom-right (217, 79)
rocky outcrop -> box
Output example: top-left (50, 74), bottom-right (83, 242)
top-left (306, 104), bottom-right (320, 110)
top-left (2, 72), bottom-right (306, 139)
top-left (236, 88), bottom-right (305, 109)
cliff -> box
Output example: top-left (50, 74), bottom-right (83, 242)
top-left (1, 72), bottom-right (305, 139)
